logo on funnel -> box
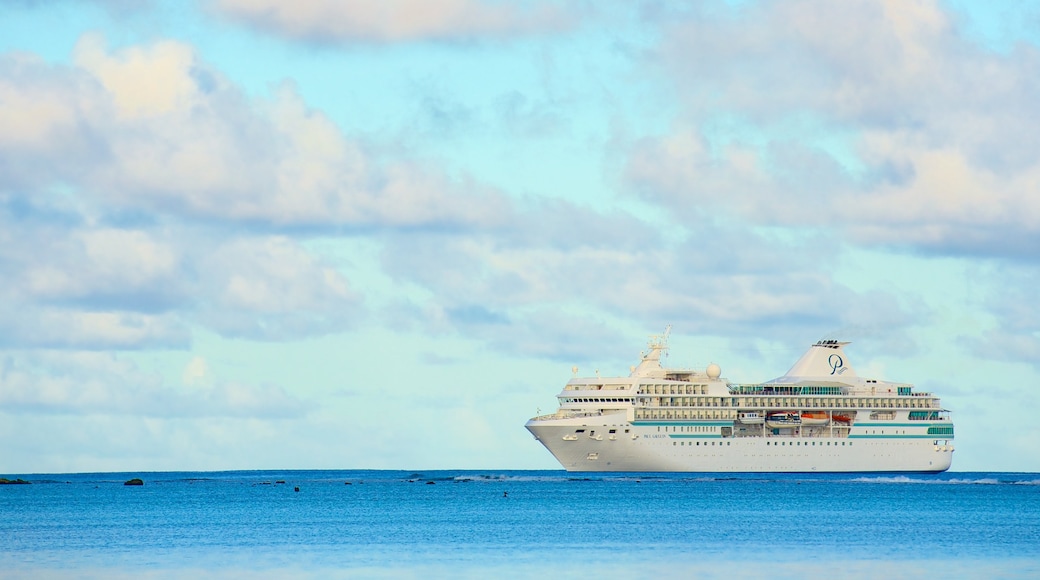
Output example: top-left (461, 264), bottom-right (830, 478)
top-left (828, 354), bottom-right (845, 375)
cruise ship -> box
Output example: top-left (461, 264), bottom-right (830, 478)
top-left (525, 330), bottom-right (954, 472)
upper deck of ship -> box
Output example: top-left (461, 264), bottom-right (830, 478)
top-left (551, 334), bottom-right (939, 405)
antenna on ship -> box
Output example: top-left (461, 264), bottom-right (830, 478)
top-left (648, 324), bottom-right (672, 350)
top-left (656, 325), bottom-right (672, 359)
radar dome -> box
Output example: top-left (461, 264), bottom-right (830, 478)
top-left (706, 363), bottom-right (721, 379)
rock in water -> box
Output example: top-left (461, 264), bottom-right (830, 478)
top-left (124, 478), bottom-right (144, 486)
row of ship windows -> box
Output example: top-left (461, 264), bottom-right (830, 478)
top-left (637, 409), bottom-right (735, 420)
top-left (731, 386), bottom-right (844, 396)
top-left (853, 429), bottom-right (956, 436)
top-left (646, 397), bottom-right (725, 406)
top-left (564, 397), bottom-right (938, 409)
top-left (649, 398), bottom-right (937, 409)
top-left (581, 385), bottom-right (934, 401)
top-left (908, 411), bottom-right (946, 420)
top-left (638, 384), bottom-right (710, 395)
top-left (767, 441), bottom-right (852, 446)
top-left (669, 440), bottom-right (952, 451)
top-left (648, 418), bottom-right (951, 437)
top-left (671, 441), bottom-right (856, 447)
top-left (563, 398), bottom-right (629, 404)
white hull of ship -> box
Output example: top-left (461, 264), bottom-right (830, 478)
top-left (526, 417), bottom-right (953, 473)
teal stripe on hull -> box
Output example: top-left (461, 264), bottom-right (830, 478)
top-left (858, 423), bottom-right (950, 428)
top-left (848, 435), bottom-right (954, 439)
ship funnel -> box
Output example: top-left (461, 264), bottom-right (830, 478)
top-left (781, 340), bottom-right (857, 378)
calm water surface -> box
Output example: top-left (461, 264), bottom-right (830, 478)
top-left (2, 470), bottom-right (1038, 578)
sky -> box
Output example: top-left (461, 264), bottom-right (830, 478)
top-left (1, 0), bottom-right (1038, 474)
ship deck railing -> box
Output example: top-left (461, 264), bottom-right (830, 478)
top-left (729, 385), bottom-right (847, 396)
top-left (530, 411), bottom-right (604, 421)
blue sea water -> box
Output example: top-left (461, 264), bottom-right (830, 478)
top-left (2, 470), bottom-right (1039, 579)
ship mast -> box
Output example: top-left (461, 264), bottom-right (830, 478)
top-left (631, 325), bottom-right (671, 376)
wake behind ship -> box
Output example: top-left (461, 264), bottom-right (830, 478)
top-left (525, 330), bottom-right (954, 472)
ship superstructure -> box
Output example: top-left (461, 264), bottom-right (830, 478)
top-left (525, 330), bottom-right (954, 472)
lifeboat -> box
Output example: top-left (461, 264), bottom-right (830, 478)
top-left (832, 414), bottom-right (852, 425)
top-left (737, 411), bottom-right (764, 424)
top-left (765, 412), bottom-right (801, 429)
top-left (800, 411), bottom-right (830, 426)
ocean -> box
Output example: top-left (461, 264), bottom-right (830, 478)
top-left (2, 470), bottom-right (1038, 579)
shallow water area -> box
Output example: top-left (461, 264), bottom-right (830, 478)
top-left (2, 470), bottom-right (1038, 578)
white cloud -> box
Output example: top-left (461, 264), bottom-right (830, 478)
top-left (21, 228), bottom-right (181, 304)
top-left (0, 350), bottom-right (311, 418)
top-left (0, 208), bottom-right (364, 344)
top-left (0, 34), bottom-right (520, 344)
top-left (379, 214), bottom-right (920, 360)
top-left (0, 57), bottom-right (79, 151)
top-left (210, 0), bottom-right (575, 43)
top-left (0, 34), bottom-right (514, 229)
top-left (195, 236), bottom-right (363, 339)
top-left (75, 34), bottom-right (199, 119)
top-left (624, 0), bottom-right (1040, 259)
top-left (0, 308), bottom-right (189, 349)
